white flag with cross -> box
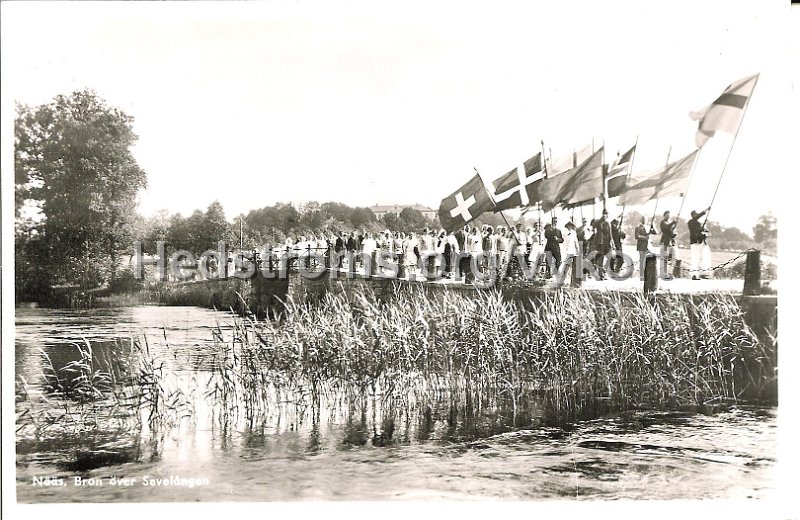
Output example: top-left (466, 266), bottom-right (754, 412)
top-left (437, 173), bottom-right (496, 233)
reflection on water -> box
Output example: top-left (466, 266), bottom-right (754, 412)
top-left (15, 306), bottom-right (777, 502)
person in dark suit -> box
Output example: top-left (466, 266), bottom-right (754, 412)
top-left (456, 225), bottom-right (469, 251)
top-left (688, 207), bottom-right (712, 279)
top-left (610, 217), bottom-right (626, 272)
top-left (544, 217), bottom-right (563, 279)
top-left (593, 210), bottom-right (612, 280)
top-left (346, 232), bottom-right (357, 252)
top-left (659, 211), bottom-right (678, 279)
top-left (334, 231), bottom-right (345, 268)
top-left (635, 216), bottom-right (657, 280)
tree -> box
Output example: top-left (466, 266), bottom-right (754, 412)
top-left (320, 202), bottom-right (354, 223)
top-left (300, 201), bottom-right (326, 229)
top-left (381, 212), bottom-right (403, 231)
top-left (198, 200), bottom-right (232, 251)
top-left (349, 207), bottom-right (376, 229)
top-left (15, 90), bottom-right (147, 292)
top-left (753, 213), bottom-right (777, 244)
top-left (398, 207), bottom-right (430, 231)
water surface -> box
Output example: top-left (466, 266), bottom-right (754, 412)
top-left (15, 306), bottom-right (777, 502)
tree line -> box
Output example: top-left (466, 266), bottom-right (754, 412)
top-left (136, 200), bottom-right (438, 256)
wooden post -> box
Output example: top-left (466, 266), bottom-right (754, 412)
top-left (397, 253), bottom-right (406, 279)
top-left (743, 249), bottom-right (761, 295)
top-left (348, 251), bottom-right (357, 278)
top-left (370, 251), bottom-right (377, 277)
top-left (326, 244), bottom-right (335, 279)
top-left (644, 254), bottom-right (658, 294)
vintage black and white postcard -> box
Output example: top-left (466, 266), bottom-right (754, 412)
top-left (1, 1), bottom-right (795, 518)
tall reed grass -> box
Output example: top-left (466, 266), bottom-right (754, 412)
top-left (17, 284), bottom-right (775, 448)
top-left (206, 285), bottom-right (775, 425)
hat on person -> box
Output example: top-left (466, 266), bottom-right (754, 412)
top-left (691, 210), bottom-right (699, 218)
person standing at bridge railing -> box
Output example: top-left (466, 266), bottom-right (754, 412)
top-left (466, 227), bottom-right (483, 284)
top-left (688, 207), bottom-right (712, 280)
top-left (636, 216), bottom-right (657, 280)
top-left (611, 217), bottom-right (626, 273)
top-left (402, 231), bottom-right (419, 278)
top-left (563, 221), bottom-right (581, 287)
top-left (334, 231), bottom-right (345, 269)
top-left (444, 230), bottom-right (459, 279)
top-left (456, 225), bottom-right (470, 281)
top-left (659, 211), bottom-right (677, 280)
top-left (593, 211), bottom-right (612, 280)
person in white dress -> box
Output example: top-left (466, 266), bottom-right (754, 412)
top-left (496, 227), bottom-right (509, 270)
top-left (465, 227), bottom-right (483, 281)
top-left (403, 231), bottom-right (420, 276)
top-left (528, 223), bottom-right (543, 270)
top-left (562, 221), bottom-right (581, 287)
top-left (361, 233), bottom-right (378, 274)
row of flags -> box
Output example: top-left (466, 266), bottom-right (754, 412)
top-left (438, 73), bottom-right (760, 232)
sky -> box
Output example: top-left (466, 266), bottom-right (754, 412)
top-left (1, 1), bottom-right (795, 233)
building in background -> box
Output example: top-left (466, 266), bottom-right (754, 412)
top-left (369, 204), bottom-right (436, 221)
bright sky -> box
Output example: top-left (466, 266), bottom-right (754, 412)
top-left (1, 1), bottom-right (794, 233)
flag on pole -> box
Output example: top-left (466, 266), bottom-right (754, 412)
top-left (545, 144), bottom-right (592, 176)
top-left (438, 174), bottom-right (496, 232)
top-left (539, 148), bottom-right (604, 211)
top-left (573, 143), bottom-right (593, 167)
top-left (606, 144), bottom-right (636, 198)
top-left (539, 171), bottom-right (569, 212)
top-left (546, 151), bottom-right (573, 176)
top-left (617, 149), bottom-right (699, 206)
top-left (690, 73), bottom-right (759, 147)
top-left (560, 148), bottom-right (604, 206)
top-left (491, 152), bottom-right (544, 212)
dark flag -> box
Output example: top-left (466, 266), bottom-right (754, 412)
top-left (491, 152), bottom-right (544, 212)
top-left (606, 144), bottom-right (636, 198)
top-left (540, 148), bottom-right (604, 211)
top-left (438, 174), bottom-right (496, 232)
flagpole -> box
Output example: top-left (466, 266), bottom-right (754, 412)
top-left (475, 167), bottom-right (520, 247)
top-left (676, 146), bottom-right (703, 222)
top-left (548, 147), bottom-right (554, 221)
top-left (650, 145), bottom-right (673, 227)
top-left (619, 135), bottom-right (640, 223)
top-left (601, 144), bottom-right (607, 213)
top-left (701, 74), bottom-right (760, 227)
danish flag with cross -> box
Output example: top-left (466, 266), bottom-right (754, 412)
top-left (437, 173), bottom-right (496, 233)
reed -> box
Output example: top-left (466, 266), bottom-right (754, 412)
top-left (205, 285), bottom-right (774, 426)
top-left (16, 335), bottom-right (193, 448)
top-left (17, 284), bottom-right (775, 447)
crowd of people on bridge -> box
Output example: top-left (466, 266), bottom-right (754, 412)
top-left (248, 206), bottom-right (712, 284)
